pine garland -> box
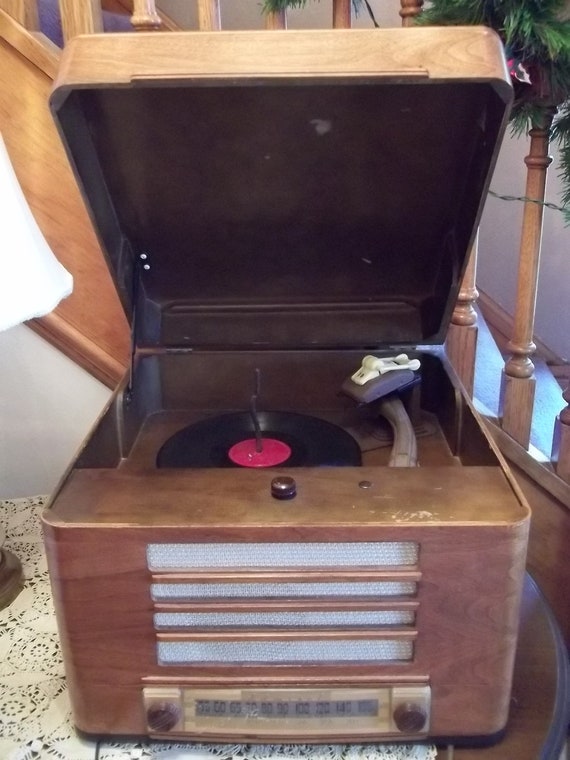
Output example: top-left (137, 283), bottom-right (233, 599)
top-left (553, 101), bottom-right (570, 209)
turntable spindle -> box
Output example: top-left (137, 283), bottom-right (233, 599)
top-left (227, 369), bottom-right (293, 467)
top-left (250, 368), bottom-right (263, 454)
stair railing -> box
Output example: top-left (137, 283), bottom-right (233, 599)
top-left (495, 110), bottom-right (570, 489)
top-left (52, 0), bottom-right (426, 40)
top-left (55, 0), bottom-right (164, 39)
top-left (445, 236), bottom-right (479, 399)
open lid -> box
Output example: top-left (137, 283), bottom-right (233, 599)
top-left (51, 27), bottom-right (512, 350)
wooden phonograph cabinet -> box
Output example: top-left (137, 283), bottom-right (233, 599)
top-left (42, 27), bottom-right (530, 746)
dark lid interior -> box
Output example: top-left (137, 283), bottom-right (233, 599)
top-left (54, 72), bottom-right (511, 350)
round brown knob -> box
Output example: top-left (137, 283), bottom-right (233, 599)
top-left (392, 701), bottom-right (427, 733)
top-left (146, 701), bottom-right (181, 732)
top-left (271, 476), bottom-right (297, 500)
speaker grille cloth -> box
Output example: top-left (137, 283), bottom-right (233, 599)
top-left (157, 639), bottom-right (413, 664)
top-left (151, 581), bottom-right (416, 601)
top-left (154, 609), bottom-right (414, 628)
top-left (147, 542), bottom-right (418, 570)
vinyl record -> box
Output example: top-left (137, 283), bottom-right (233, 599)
top-left (156, 411), bottom-right (362, 468)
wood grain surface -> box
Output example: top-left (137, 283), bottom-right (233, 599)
top-left (53, 27), bottom-right (511, 87)
top-left (436, 576), bottom-right (568, 759)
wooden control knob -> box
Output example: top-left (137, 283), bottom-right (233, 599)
top-left (146, 701), bottom-right (181, 732)
top-left (392, 701), bottom-right (427, 733)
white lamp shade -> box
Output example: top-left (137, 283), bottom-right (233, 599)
top-left (0, 134), bottom-right (73, 331)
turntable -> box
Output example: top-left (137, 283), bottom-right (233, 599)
top-left (43, 27), bottom-right (530, 745)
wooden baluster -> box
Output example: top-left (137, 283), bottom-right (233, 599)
top-left (552, 384), bottom-right (570, 483)
top-left (333, 0), bottom-right (351, 28)
top-left (399, 0), bottom-right (423, 27)
top-left (1, 0), bottom-right (39, 29)
top-left (500, 109), bottom-right (555, 448)
top-left (445, 234), bottom-right (479, 397)
top-left (58, 0), bottom-right (102, 42)
top-left (197, 0), bottom-right (221, 31)
top-left (412, 0), bottom-right (479, 404)
top-left (265, 9), bottom-right (287, 29)
top-left (131, 0), bottom-right (161, 31)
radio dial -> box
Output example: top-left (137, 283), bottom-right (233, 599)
top-left (392, 701), bottom-right (427, 733)
top-left (146, 701), bottom-right (181, 732)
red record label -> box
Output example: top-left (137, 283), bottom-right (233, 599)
top-left (228, 438), bottom-right (292, 468)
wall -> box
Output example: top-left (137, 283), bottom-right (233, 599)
top-left (0, 324), bottom-right (110, 498)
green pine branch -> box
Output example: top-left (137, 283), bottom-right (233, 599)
top-left (262, 0), bottom-right (308, 9)
top-left (552, 101), bottom-right (570, 219)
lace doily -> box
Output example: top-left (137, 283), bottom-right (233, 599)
top-left (0, 497), bottom-right (438, 760)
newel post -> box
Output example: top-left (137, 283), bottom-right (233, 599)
top-left (499, 109), bottom-right (555, 448)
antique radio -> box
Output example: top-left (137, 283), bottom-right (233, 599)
top-left (43, 27), bottom-right (530, 746)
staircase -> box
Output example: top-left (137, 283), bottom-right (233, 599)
top-left (474, 303), bottom-right (566, 462)
top-left (1, 0), bottom-right (569, 641)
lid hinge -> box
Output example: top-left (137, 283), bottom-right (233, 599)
top-left (125, 252), bottom-right (151, 403)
